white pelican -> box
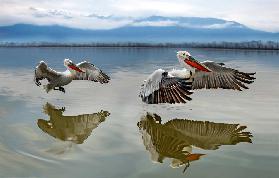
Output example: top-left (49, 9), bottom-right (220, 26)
top-left (137, 113), bottom-right (252, 172)
top-left (140, 51), bottom-right (256, 104)
top-left (34, 59), bottom-right (110, 93)
top-left (37, 103), bottom-right (110, 144)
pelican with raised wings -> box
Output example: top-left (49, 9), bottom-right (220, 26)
top-left (34, 59), bottom-right (110, 93)
top-left (137, 112), bottom-right (252, 172)
top-left (37, 102), bottom-right (110, 144)
top-left (140, 51), bottom-right (256, 104)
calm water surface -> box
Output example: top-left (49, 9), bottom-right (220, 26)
top-left (0, 47), bottom-right (278, 178)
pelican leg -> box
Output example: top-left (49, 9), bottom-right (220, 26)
top-left (34, 69), bottom-right (41, 86)
top-left (59, 87), bottom-right (65, 93)
top-left (182, 161), bottom-right (190, 173)
top-left (153, 113), bottom-right (162, 124)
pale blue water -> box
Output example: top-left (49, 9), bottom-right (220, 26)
top-left (0, 47), bottom-right (278, 178)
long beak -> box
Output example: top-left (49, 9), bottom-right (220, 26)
top-left (68, 64), bottom-right (84, 73)
top-left (185, 153), bottom-right (206, 161)
top-left (185, 56), bottom-right (211, 72)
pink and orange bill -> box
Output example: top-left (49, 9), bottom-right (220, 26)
top-left (68, 65), bottom-right (84, 72)
top-left (185, 153), bottom-right (206, 161)
top-left (185, 58), bottom-right (211, 72)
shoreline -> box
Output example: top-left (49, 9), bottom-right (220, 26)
top-left (1, 41), bottom-right (279, 50)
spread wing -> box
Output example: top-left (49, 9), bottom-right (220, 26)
top-left (192, 61), bottom-right (256, 90)
top-left (140, 69), bottom-right (193, 104)
top-left (164, 119), bottom-right (252, 150)
top-left (138, 113), bottom-right (201, 165)
top-left (73, 61), bottom-right (110, 84)
top-left (34, 61), bottom-right (60, 86)
top-left (38, 103), bottom-right (110, 144)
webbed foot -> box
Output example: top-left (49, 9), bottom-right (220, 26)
top-left (34, 78), bottom-right (42, 86)
top-left (59, 87), bottom-right (65, 93)
top-left (61, 107), bottom-right (66, 112)
top-left (54, 87), bottom-right (65, 93)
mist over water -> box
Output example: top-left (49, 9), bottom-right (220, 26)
top-left (0, 47), bottom-right (278, 178)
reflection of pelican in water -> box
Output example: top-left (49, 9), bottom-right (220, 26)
top-left (137, 113), bottom-right (252, 173)
top-left (37, 103), bottom-right (110, 144)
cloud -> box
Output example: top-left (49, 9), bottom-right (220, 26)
top-left (29, 7), bottom-right (73, 19)
top-left (202, 22), bottom-right (243, 29)
top-left (0, 4), bottom-right (133, 29)
top-left (0, 0), bottom-right (279, 32)
top-left (131, 19), bottom-right (243, 29)
top-left (85, 13), bottom-right (112, 20)
top-left (132, 20), bottom-right (178, 27)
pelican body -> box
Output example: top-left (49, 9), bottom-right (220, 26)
top-left (38, 103), bottom-right (110, 144)
top-left (140, 51), bottom-right (256, 104)
top-left (34, 59), bottom-right (110, 93)
top-left (176, 51), bottom-right (256, 90)
top-left (137, 112), bottom-right (252, 173)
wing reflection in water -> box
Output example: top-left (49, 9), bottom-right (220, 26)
top-left (37, 103), bottom-right (110, 144)
top-left (137, 113), bottom-right (252, 173)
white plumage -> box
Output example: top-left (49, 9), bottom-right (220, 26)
top-left (34, 59), bottom-right (110, 93)
top-left (140, 69), bottom-right (165, 98)
top-left (140, 51), bottom-right (256, 104)
top-left (140, 68), bottom-right (193, 104)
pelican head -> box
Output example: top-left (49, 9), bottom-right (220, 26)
top-left (176, 51), bottom-right (211, 72)
top-left (38, 60), bottom-right (48, 69)
top-left (39, 60), bottom-right (46, 64)
top-left (176, 51), bottom-right (192, 69)
top-left (177, 51), bottom-right (191, 62)
top-left (64, 59), bottom-right (84, 73)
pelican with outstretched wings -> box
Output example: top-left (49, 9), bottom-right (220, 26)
top-left (137, 113), bottom-right (252, 172)
top-left (140, 51), bottom-right (255, 104)
top-left (176, 51), bottom-right (256, 90)
top-left (34, 59), bottom-right (110, 93)
top-left (37, 103), bottom-right (110, 144)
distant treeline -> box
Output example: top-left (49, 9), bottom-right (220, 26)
top-left (1, 41), bottom-right (279, 50)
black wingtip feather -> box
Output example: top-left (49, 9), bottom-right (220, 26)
top-left (141, 78), bottom-right (193, 104)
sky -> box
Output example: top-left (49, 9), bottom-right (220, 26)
top-left (1, 0), bottom-right (279, 32)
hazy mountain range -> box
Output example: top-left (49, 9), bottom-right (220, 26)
top-left (1, 16), bottom-right (279, 43)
